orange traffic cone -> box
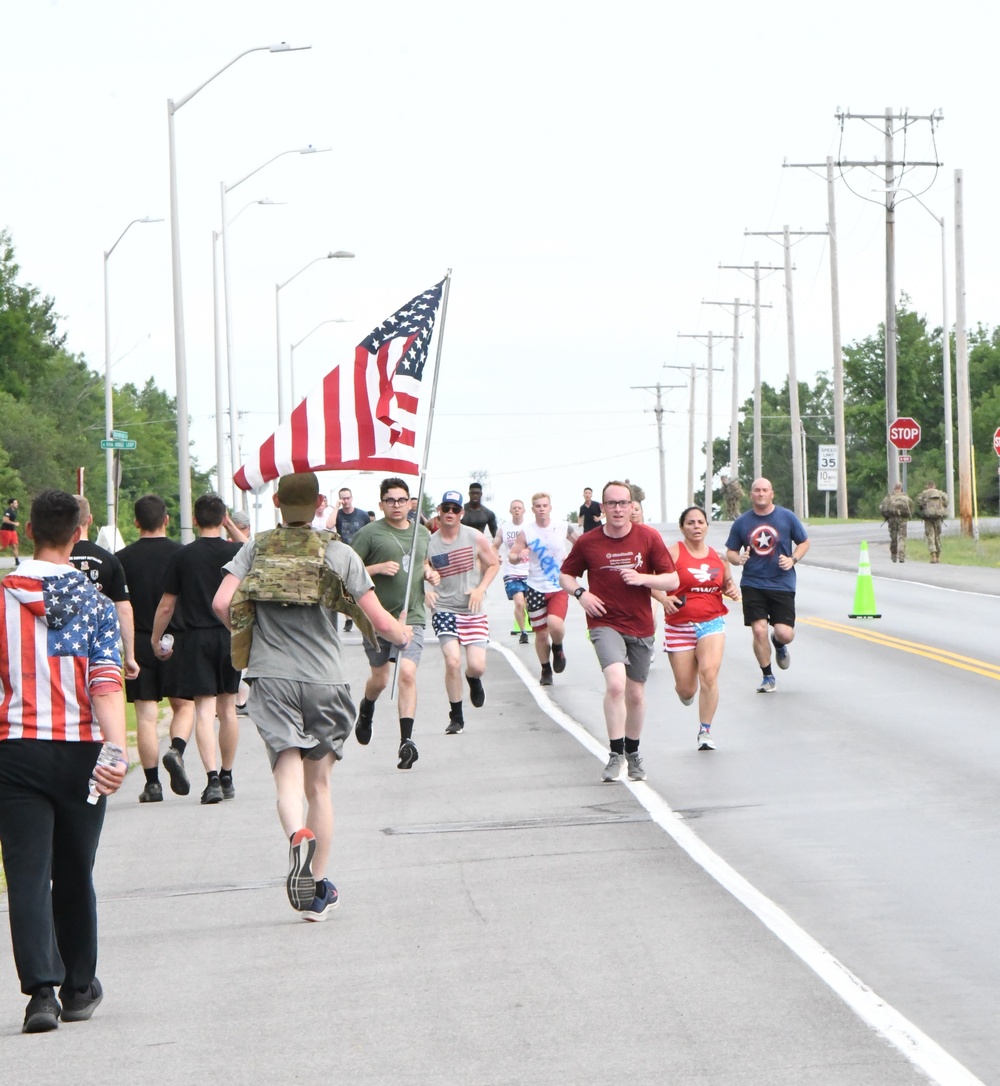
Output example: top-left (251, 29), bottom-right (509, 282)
top-left (848, 540), bottom-right (881, 619)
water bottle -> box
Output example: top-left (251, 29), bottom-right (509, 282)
top-left (159, 633), bottom-right (174, 653)
top-left (87, 742), bottom-right (125, 804)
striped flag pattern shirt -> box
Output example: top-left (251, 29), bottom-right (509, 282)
top-left (0, 567), bottom-right (123, 741)
top-left (235, 281), bottom-right (445, 491)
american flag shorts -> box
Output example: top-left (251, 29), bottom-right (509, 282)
top-left (663, 616), bottom-right (726, 653)
top-left (432, 611), bottom-right (490, 645)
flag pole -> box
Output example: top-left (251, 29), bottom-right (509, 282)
top-left (390, 271), bottom-right (452, 699)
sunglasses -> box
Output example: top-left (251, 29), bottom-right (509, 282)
top-left (441, 504), bottom-right (462, 514)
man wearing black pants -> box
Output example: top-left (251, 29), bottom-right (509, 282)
top-left (0, 489), bottom-right (128, 1033)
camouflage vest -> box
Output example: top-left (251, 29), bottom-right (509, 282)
top-left (229, 528), bottom-right (376, 668)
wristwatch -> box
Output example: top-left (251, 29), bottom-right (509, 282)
top-left (573, 586), bottom-right (586, 599)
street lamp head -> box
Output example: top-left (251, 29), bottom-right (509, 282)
top-left (330, 250), bottom-right (354, 259)
top-left (140, 217), bottom-right (165, 224)
top-left (269, 42), bottom-right (312, 52)
top-left (298, 145), bottom-right (333, 155)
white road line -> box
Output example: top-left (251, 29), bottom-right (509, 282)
top-left (492, 640), bottom-right (986, 1086)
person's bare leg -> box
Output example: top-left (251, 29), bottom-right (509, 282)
top-left (667, 650), bottom-right (698, 704)
top-left (303, 754), bottom-right (335, 880)
top-left (464, 644), bottom-right (487, 681)
top-left (168, 697), bottom-right (194, 743)
top-left (193, 695), bottom-right (218, 771)
top-left (623, 677), bottom-right (646, 741)
top-left (441, 639), bottom-right (463, 702)
top-left (216, 692), bottom-right (239, 770)
top-left (273, 748), bottom-right (306, 837)
top-left (602, 661), bottom-right (627, 740)
top-left (750, 618), bottom-right (771, 667)
top-left (134, 700), bottom-right (161, 769)
top-left (694, 635), bottom-right (725, 725)
top-left (397, 658), bottom-right (418, 721)
top-left (364, 662), bottom-right (391, 704)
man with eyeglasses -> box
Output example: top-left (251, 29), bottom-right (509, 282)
top-left (349, 479), bottom-right (437, 769)
top-left (426, 490), bottom-right (500, 734)
top-left (560, 481), bottom-right (679, 783)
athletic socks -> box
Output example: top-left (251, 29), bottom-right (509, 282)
top-left (624, 737), bottom-right (640, 755)
top-left (449, 701), bottom-right (464, 725)
top-left (400, 717), bottom-right (414, 742)
top-left (761, 665), bottom-right (773, 679)
top-left (143, 767), bottom-right (159, 785)
top-left (609, 737), bottom-right (625, 755)
top-left (170, 737), bottom-right (187, 756)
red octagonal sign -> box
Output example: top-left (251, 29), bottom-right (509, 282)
top-left (993, 426), bottom-right (1000, 457)
top-left (889, 416), bottom-right (921, 451)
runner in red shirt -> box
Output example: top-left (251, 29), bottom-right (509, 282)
top-left (560, 481), bottom-right (678, 784)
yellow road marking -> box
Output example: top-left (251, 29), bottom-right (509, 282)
top-left (800, 616), bottom-right (1000, 681)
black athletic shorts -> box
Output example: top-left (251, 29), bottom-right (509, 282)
top-left (124, 634), bottom-right (186, 703)
top-left (741, 585), bottom-right (796, 628)
top-left (174, 627), bottom-right (242, 698)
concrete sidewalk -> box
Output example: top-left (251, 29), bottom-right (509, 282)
top-left (0, 636), bottom-right (929, 1084)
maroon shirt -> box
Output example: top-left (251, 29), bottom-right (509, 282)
top-left (561, 523), bottom-right (674, 638)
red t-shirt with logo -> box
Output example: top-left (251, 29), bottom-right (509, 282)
top-left (561, 523), bottom-right (674, 638)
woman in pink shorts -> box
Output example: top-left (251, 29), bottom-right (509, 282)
top-left (653, 506), bottom-right (740, 751)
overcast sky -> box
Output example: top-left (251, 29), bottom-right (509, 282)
top-left (2, 0), bottom-right (992, 525)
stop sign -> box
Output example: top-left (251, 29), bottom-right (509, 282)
top-left (888, 417), bottom-right (921, 450)
top-left (994, 427), bottom-right (1000, 457)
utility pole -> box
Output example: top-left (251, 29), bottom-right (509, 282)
top-left (953, 169), bottom-right (973, 537)
top-left (833, 107), bottom-right (943, 491)
top-left (631, 382), bottom-right (684, 523)
top-left (718, 262), bottom-right (778, 479)
top-left (744, 227), bottom-right (827, 519)
top-left (702, 300), bottom-right (750, 480)
top-left (672, 336), bottom-right (728, 511)
top-left (782, 155), bottom-right (848, 516)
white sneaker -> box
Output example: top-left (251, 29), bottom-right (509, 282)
top-left (697, 726), bottom-right (716, 751)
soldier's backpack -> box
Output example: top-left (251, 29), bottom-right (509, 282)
top-left (229, 528), bottom-right (376, 668)
top-left (918, 489), bottom-right (946, 519)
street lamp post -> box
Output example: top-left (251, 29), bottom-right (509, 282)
top-left (214, 199), bottom-right (281, 500)
top-left (220, 146), bottom-right (329, 505)
top-left (289, 319), bottom-right (350, 405)
top-left (104, 216), bottom-right (162, 533)
top-left (275, 252), bottom-right (354, 422)
top-left (167, 42), bottom-right (309, 541)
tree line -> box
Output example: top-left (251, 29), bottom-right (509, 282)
top-left (0, 230), bottom-right (212, 543)
top-left (705, 297), bottom-right (1000, 518)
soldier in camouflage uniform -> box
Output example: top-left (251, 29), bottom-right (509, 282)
top-left (213, 472), bottom-right (410, 921)
top-left (879, 482), bottom-right (914, 563)
top-left (916, 481), bottom-right (949, 564)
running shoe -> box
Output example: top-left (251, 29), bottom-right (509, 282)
top-left (139, 781), bottom-right (163, 803)
top-left (60, 979), bottom-right (103, 1022)
top-left (552, 646), bottom-right (566, 673)
top-left (697, 726), bottom-right (716, 751)
top-left (303, 878), bottom-right (339, 921)
top-left (467, 675), bottom-right (485, 708)
top-left (626, 751), bottom-right (646, 781)
top-left (200, 778), bottom-right (224, 805)
top-left (772, 635), bottom-right (790, 670)
top-left (287, 828), bottom-right (317, 911)
top-left (355, 700), bottom-right (375, 745)
top-left (518, 631), bottom-right (529, 645)
top-left (756, 675), bottom-right (776, 693)
top-left (397, 739), bottom-right (419, 770)
top-left (678, 693), bottom-right (695, 707)
top-left (23, 988), bottom-right (60, 1033)
top-left (602, 752), bottom-right (623, 782)
top-left (162, 747), bottom-right (190, 796)
top-left (539, 663), bottom-right (553, 686)
top-left (220, 776), bottom-right (236, 800)
top-left (445, 718), bottom-right (464, 735)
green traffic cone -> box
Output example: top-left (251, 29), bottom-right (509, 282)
top-left (848, 540), bottom-right (881, 619)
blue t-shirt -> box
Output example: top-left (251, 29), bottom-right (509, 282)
top-left (725, 506), bottom-right (808, 592)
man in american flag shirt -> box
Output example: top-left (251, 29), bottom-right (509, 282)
top-left (425, 490), bottom-right (499, 735)
top-left (0, 489), bottom-right (127, 1033)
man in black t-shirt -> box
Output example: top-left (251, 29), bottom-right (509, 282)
top-left (460, 483), bottom-right (498, 537)
top-left (152, 495), bottom-right (244, 805)
top-left (117, 494), bottom-right (195, 804)
top-left (69, 496), bottom-right (138, 680)
top-left (578, 487), bottom-right (603, 533)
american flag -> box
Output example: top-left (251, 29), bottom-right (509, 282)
top-left (235, 280), bottom-right (446, 491)
top-left (429, 545), bottom-right (477, 578)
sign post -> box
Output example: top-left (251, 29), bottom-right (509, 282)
top-left (888, 417), bottom-right (921, 493)
top-left (817, 444), bottom-right (838, 518)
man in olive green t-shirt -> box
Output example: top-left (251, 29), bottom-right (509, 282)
top-left (350, 478), bottom-right (439, 770)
